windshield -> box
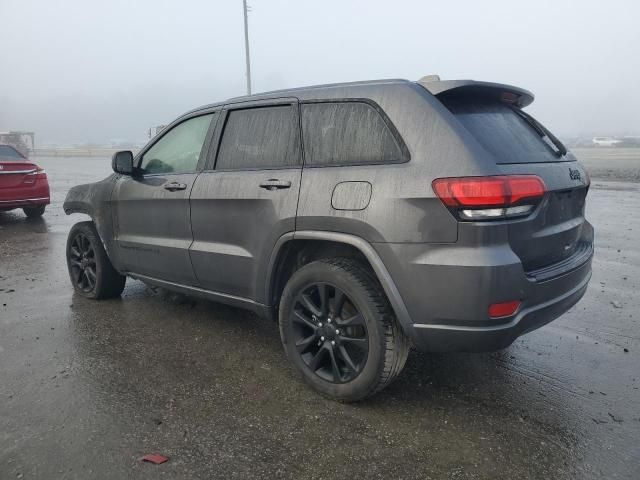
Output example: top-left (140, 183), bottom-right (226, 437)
top-left (0, 145), bottom-right (25, 160)
top-left (441, 97), bottom-right (570, 164)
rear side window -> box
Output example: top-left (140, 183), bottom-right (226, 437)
top-left (301, 102), bottom-right (405, 166)
top-left (216, 105), bottom-right (300, 170)
top-left (441, 98), bottom-right (569, 164)
top-left (0, 145), bottom-right (24, 159)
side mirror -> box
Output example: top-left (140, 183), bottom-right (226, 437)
top-left (112, 150), bottom-right (135, 175)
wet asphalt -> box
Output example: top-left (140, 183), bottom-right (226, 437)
top-left (1, 155), bottom-right (639, 479)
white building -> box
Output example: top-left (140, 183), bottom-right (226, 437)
top-left (592, 136), bottom-right (622, 147)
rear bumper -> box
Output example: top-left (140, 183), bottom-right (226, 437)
top-left (0, 176), bottom-right (50, 210)
top-left (373, 221), bottom-right (594, 352)
top-left (411, 268), bottom-right (590, 352)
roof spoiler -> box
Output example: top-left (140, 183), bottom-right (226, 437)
top-left (417, 76), bottom-right (535, 108)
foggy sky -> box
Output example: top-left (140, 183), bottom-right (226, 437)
top-left (1, 0), bottom-right (638, 145)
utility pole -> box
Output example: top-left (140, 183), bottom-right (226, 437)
top-left (243, 0), bottom-right (252, 95)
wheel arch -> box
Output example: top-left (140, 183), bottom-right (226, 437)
top-left (63, 202), bottom-right (112, 257)
top-left (63, 182), bottom-right (102, 216)
top-left (265, 231), bottom-right (416, 341)
top-left (63, 180), bottom-right (120, 269)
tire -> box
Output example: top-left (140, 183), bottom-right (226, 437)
top-left (279, 258), bottom-right (410, 401)
top-left (66, 221), bottom-right (126, 299)
top-left (23, 205), bottom-right (46, 217)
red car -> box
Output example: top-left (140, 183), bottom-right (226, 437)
top-left (0, 144), bottom-right (50, 217)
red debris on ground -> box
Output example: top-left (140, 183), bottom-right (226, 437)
top-left (140, 454), bottom-right (169, 465)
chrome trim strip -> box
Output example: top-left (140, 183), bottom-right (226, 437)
top-left (0, 169), bottom-right (37, 175)
top-left (127, 272), bottom-right (266, 312)
top-left (0, 197), bottom-right (50, 204)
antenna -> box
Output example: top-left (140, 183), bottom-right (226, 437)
top-left (243, 0), bottom-right (252, 95)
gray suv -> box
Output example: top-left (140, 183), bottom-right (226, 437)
top-left (64, 77), bottom-right (593, 401)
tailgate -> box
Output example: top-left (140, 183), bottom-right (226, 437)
top-left (504, 164), bottom-right (590, 272)
top-left (437, 93), bottom-right (591, 274)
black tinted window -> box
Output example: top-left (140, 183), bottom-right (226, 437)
top-left (441, 98), bottom-right (569, 164)
top-left (301, 102), bottom-right (404, 166)
top-left (216, 105), bottom-right (300, 170)
top-left (0, 145), bottom-right (24, 159)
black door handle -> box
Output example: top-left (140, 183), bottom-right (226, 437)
top-left (164, 181), bottom-right (188, 191)
top-left (259, 179), bottom-right (292, 191)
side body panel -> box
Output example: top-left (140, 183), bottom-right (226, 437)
top-left (110, 172), bottom-right (199, 284)
top-left (190, 168), bottom-right (302, 299)
top-left (189, 99), bottom-right (303, 300)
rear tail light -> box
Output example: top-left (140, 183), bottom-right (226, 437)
top-left (432, 175), bottom-right (545, 220)
top-left (23, 167), bottom-right (47, 185)
top-left (26, 167), bottom-right (47, 180)
top-left (488, 300), bottom-right (521, 318)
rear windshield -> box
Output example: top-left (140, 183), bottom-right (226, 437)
top-left (440, 97), bottom-right (569, 164)
top-left (0, 145), bottom-right (25, 159)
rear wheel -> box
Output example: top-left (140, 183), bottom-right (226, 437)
top-left (23, 205), bottom-right (45, 217)
top-left (279, 258), bottom-right (410, 401)
top-left (66, 221), bottom-right (126, 299)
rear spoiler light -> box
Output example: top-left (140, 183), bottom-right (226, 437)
top-left (418, 79), bottom-right (535, 108)
top-left (432, 175), bottom-right (546, 221)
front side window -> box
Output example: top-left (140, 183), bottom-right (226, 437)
top-left (216, 105), bottom-right (300, 170)
top-left (140, 113), bottom-right (214, 174)
top-left (301, 102), bottom-right (404, 166)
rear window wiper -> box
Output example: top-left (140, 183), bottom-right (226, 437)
top-left (512, 107), bottom-right (567, 157)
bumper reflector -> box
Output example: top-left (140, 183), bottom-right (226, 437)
top-left (488, 300), bottom-right (521, 318)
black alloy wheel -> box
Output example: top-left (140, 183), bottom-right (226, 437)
top-left (281, 258), bottom-right (410, 401)
top-left (68, 232), bottom-right (97, 293)
top-left (278, 257), bottom-right (411, 402)
top-left (291, 282), bottom-right (369, 383)
top-left (65, 221), bottom-right (126, 299)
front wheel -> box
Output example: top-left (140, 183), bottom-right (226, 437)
top-left (279, 258), bottom-right (410, 401)
top-left (66, 221), bottom-right (126, 299)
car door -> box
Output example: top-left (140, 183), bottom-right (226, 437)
top-left (112, 111), bottom-right (217, 285)
top-left (189, 99), bottom-right (302, 301)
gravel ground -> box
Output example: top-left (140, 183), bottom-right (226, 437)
top-left (573, 147), bottom-right (640, 182)
top-left (1, 152), bottom-right (639, 479)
